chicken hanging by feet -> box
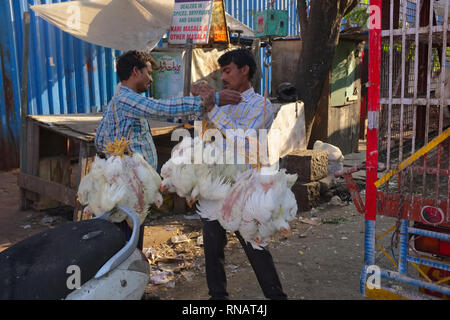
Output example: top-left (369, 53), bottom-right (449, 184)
top-left (77, 138), bottom-right (163, 227)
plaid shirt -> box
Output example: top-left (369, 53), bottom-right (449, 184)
top-left (208, 87), bottom-right (273, 133)
top-left (95, 85), bottom-right (203, 169)
top-left (207, 87), bottom-right (274, 165)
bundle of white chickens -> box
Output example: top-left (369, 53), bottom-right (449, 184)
top-left (77, 137), bottom-right (163, 227)
top-left (160, 136), bottom-right (299, 249)
top-left (160, 136), bottom-right (247, 205)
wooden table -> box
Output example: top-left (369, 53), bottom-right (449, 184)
top-left (18, 113), bottom-right (183, 221)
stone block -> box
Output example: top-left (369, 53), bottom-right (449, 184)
top-left (291, 181), bottom-right (320, 212)
top-left (283, 149), bottom-right (328, 183)
top-left (318, 176), bottom-right (335, 195)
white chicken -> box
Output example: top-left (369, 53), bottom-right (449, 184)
top-left (160, 136), bottom-right (245, 207)
top-left (160, 136), bottom-right (299, 250)
top-left (216, 169), bottom-right (253, 231)
top-left (77, 152), bottom-right (163, 227)
top-left (215, 167), bottom-right (298, 249)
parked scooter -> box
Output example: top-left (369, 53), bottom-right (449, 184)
top-left (0, 206), bottom-right (149, 300)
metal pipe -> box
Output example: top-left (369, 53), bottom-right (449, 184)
top-left (407, 255), bottom-right (450, 272)
top-left (387, 0), bottom-right (394, 171)
top-left (380, 269), bottom-right (450, 296)
top-left (398, 219), bottom-right (409, 275)
top-left (361, 219), bottom-right (377, 296)
top-left (399, 0), bottom-right (408, 164)
top-left (366, 0), bottom-right (382, 222)
top-left (364, 220), bottom-right (377, 268)
top-left (412, 0), bottom-right (421, 155)
top-left (408, 227), bottom-right (450, 241)
top-left (425, 0), bottom-right (434, 145)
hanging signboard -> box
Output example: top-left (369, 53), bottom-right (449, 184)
top-left (169, 0), bottom-right (214, 45)
top-left (209, 0), bottom-right (229, 43)
top-left (151, 52), bottom-right (185, 99)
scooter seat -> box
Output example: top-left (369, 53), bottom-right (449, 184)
top-left (0, 218), bottom-right (126, 300)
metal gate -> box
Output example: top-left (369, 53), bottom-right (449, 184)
top-left (345, 0), bottom-right (450, 299)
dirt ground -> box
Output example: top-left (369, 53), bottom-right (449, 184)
top-left (0, 169), bottom-right (74, 253)
top-left (141, 202), bottom-right (397, 300)
top-left (0, 163), bottom-right (401, 300)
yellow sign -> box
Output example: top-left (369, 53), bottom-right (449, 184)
top-left (209, 0), bottom-right (229, 44)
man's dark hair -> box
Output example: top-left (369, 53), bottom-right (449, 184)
top-left (116, 50), bottom-right (157, 81)
top-left (218, 49), bottom-right (256, 81)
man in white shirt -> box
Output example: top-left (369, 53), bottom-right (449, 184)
top-left (198, 49), bottom-right (287, 300)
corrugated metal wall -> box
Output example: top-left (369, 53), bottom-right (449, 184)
top-left (223, 0), bottom-right (300, 94)
top-left (224, 0), bottom-right (299, 35)
top-left (0, 0), bottom-right (123, 170)
top-left (0, 0), bottom-right (299, 170)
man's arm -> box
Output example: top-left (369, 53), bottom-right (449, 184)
top-left (118, 93), bottom-right (204, 119)
top-left (191, 82), bottom-right (242, 107)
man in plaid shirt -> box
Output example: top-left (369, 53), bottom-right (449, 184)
top-left (95, 50), bottom-right (241, 169)
top-left (94, 50), bottom-right (241, 249)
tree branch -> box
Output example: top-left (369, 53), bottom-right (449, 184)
top-left (297, 0), bottom-right (309, 36)
top-left (342, 0), bottom-right (360, 16)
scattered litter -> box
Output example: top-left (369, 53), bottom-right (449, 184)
top-left (196, 235), bottom-right (204, 246)
top-left (330, 195), bottom-right (344, 206)
top-left (143, 247), bottom-right (156, 261)
top-left (298, 226), bottom-right (313, 238)
top-left (171, 235), bottom-right (189, 244)
top-left (341, 236), bottom-right (348, 240)
top-left (230, 265), bottom-right (239, 273)
top-left (298, 250), bottom-right (304, 255)
top-left (157, 262), bottom-right (179, 273)
top-left (149, 270), bottom-right (173, 285)
top-left (298, 217), bottom-right (320, 226)
top-left (158, 260), bottom-right (191, 273)
top-left (187, 231), bottom-right (200, 239)
top-left (180, 271), bottom-right (195, 282)
top-left (21, 225), bottom-right (31, 229)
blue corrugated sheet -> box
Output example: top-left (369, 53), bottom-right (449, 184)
top-left (0, 0), bottom-right (299, 170)
top-left (0, 0), bottom-right (122, 170)
top-left (223, 0), bottom-right (300, 94)
top-left (0, 0), bottom-right (23, 170)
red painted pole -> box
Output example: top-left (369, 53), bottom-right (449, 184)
top-left (366, 1), bottom-right (382, 221)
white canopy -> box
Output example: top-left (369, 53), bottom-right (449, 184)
top-left (30, 0), bottom-right (254, 52)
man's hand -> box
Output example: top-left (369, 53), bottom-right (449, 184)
top-left (191, 80), bottom-right (212, 96)
top-left (191, 82), bottom-right (241, 109)
top-left (191, 83), bottom-right (215, 112)
top-left (217, 89), bottom-right (241, 106)
top-left (201, 89), bottom-right (215, 112)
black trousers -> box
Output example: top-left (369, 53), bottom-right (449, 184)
top-left (201, 218), bottom-right (287, 300)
